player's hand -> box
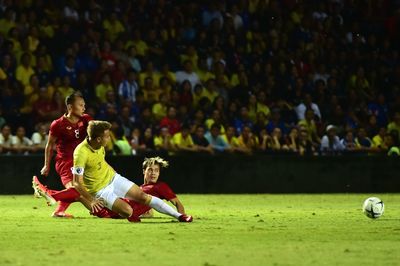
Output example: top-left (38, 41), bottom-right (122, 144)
top-left (40, 165), bottom-right (50, 176)
top-left (90, 198), bottom-right (105, 213)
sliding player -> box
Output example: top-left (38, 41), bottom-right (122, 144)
top-left (92, 156), bottom-right (185, 220)
top-left (34, 156), bottom-right (187, 221)
top-left (71, 120), bottom-right (192, 222)
top-left (34, 91), bottom-right (92, 217)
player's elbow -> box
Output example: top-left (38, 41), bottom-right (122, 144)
top-left (71, 180), bottom-right (79, 188)
top-left (71, 178), bottom-right (81, 188)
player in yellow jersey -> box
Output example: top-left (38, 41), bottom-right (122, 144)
top-left (72, 120), bottom-right (193, 222)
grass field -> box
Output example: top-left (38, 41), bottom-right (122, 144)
top-left (1, 194), bottom-right (400, 266)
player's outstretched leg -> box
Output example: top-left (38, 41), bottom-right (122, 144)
top-left (32, 176), bottom-right (56, 206)
top-left (32, 176), bottom-right (80, 218)
top-left (52, 202), bottom-right (74, 218)
top-left (125, 184), bottom-right (193, 222)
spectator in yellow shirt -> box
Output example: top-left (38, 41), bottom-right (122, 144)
top-left (205, 109), bottom-right (225, 134)
top-left (15, 53), bottom-right (35, 87)
top-left (180, 45), bottom-right (198, 70)
top-left (248, 93), bottom-right (270, 123)
top-left (222, 125), bottom-right (245, 153)
top-left (202, 78), bottom-right (219, 103)
top-left (36, 44), bottom-right (53, 72)
top-left (237, 125), bottom-right (259, 154)
top-left (102, 12), bottom-right (125, 42)
top-left (27, 26), bottom-right (40, 52)
top-left (125, 29), bottom-right (148, 58)
top-left (387, 112), bottom-right (400, 141)
top-left (143, 77), bottom-right (162, 105)
top-left (8, 27), bottom-right (22, 55)
top-left (57, 76), bottom-right (75, 99)
top-left (171, 125), bottom-right (197, 152)
top-left (160, 63), bottom-right (177, 85)
top-left (0, 9), bottom-right (16, 37)
top-left (20, 74), bottom-right (40, 114)
top-left (298, 109), bottom-right (321, 146)
top-left (38, 17), bottom-right (54, 39)
top-left (197, 57), bottom-right (215, 83)
top-left (95, 73), bottom-right (114, 104)
top-left (372, 127), bottom-right (387, 150)
top-left (154, 127), bottom-right (173, 153)
top-left (139, 61), bottom-right (161, 87)
top-left (152, 93), bottom-right (168, 121)
top-left (192, 84), bottom-right (205, 108)
top-left (0, 67), bottom-right (7, 81)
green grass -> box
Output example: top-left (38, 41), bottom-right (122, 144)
top-left (1, 194), bottom-right (400, 266)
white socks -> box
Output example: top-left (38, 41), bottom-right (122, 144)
top-left (149, 196), bottom-right (181, 219)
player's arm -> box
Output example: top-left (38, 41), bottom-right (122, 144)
top-left (169, 197), bottom-right (185, 214)
top-left (72, 146), bottom-right (103, 212)
top-left (41, 133), bottom-right (56, 176)
top-left (72, 173), bottom-right (104, 213)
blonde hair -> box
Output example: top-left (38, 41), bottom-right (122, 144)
top-left (87, 120), bottom-right (111, 139)
top-left (142, 156), bottom-right (169, 170)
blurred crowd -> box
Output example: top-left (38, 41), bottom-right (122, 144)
top-left (0, 0), bottom-right (400, 156)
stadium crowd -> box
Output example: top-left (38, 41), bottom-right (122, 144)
top-left (0, 0), bottom-right (399, 156)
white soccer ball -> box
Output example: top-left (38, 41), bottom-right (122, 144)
top-left (362, 197), bottom-right (384, 219)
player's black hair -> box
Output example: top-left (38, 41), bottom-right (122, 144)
top-left (65, 91), bottom-right (83, 107)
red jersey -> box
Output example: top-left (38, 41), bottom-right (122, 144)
top-left (159, 117), bottom-right (181, 135)
top-left (50, 114), bottom-right (92, 161)
top-left (140, 181), bottom-right (177, 201)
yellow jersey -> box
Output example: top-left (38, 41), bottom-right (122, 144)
top-left (73, 139), bottom-right (116, 194)
top-left (222, 135), bottom-right (239, 147)
top-left (171, 133), bottom-right (194, 147)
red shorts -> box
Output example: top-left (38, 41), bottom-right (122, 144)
top-left (130, 200), bottom-right (151, 217)
top-left (94, 199), bottom-right (151, 219)
top-left (55, 159), bottom-right (73, 187)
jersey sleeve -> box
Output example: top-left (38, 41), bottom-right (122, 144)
top-left (83, 114), bottom-right (93, 122)
top-left (156, 182), bottom-right (177, 200)
top-left (49, 120), bottom-right (60, 138)
top-left (73, 145), bottom-right (88, 175)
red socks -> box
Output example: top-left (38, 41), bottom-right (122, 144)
top-left (54, 201), bottom-right (72, 214)
top-left (48, 188), bottom-right (80, 214)
top-left (50, 188), bottom-right (80, 203)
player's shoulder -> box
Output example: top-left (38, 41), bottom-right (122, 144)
top-left (81, 114), bottom-right (93, 122)
top-left (50, 115), bottom-right (65, 126)
top-left (49, 115), bottom-right (66, 133)
top-left (154, 181), bottom-right (170, 190)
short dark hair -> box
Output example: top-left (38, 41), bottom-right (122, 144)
top-left (210, 123), bottom-right (221, 131)
top-left (65, 91), bottom-right (83, 107)
top-left (1, 124), bottom-right (11, 131)
top-left (181, 122), bottom-right (191, 131)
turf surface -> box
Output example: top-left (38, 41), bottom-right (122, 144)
top-left (0, 194), bottom-right (399, 266)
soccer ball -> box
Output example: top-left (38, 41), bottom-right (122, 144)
top-left (362, 197), bottom-right (384, 219)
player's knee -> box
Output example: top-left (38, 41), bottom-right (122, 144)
top-left (119, 205), bottom-right (133, 218)
top-left (136, 191), bottom-right (150, 205)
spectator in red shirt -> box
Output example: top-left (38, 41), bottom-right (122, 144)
top-left (159, 106), bottom-right (181, 135)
